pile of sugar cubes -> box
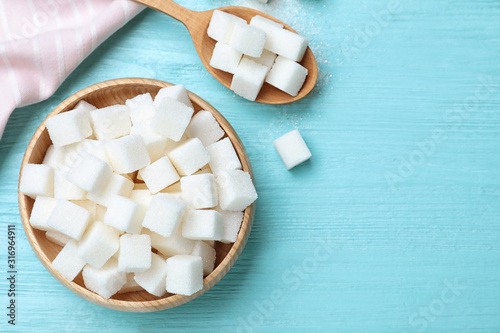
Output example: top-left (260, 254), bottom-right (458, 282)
top-left (208, 11), bottom-right (309, 101)
top-left (20, 85), bottom-right (258, 299)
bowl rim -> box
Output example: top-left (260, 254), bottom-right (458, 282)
top-left (18, 78), bottom-right (256, 312)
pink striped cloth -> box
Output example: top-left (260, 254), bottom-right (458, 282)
top-left (0, 0), bottom-right (145, 138)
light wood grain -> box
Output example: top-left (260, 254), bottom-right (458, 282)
top-left (18, 78), bottom-right (256, 312)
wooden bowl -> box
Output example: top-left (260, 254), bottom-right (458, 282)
top-left (18, 78), bottom-right (255, 312)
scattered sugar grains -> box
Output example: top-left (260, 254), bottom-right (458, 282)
top-left (21, 93), bottom-right (258, 299)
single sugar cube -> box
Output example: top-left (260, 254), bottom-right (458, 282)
top-left (71, 200), bottom-right (98, 222)
top-left (60, 140), bottom-right (87, 167)
top-left (87, 173), bottom-right (134, 207)
top-left (185, 110), bottom-right (225, 146)
top-left (19, 163), bottom-right (54, 199)
top-left (266, 56), bottom-right (308, 96)
top-left (90, 105), bottom-right (131, 140)
top-left (126, 93), bottom-right (156, 125)
top-left (77, 221), bottom-right (120, 268)
top-left (143, 193), bottom-right (187, 237)
top-left (54, 167), bottom-right (87, 200)
top-left (153, 85), bottom-right (193, 110)
top-left (216, 170), bottom-right (258, 211)
top-left (47, 200), bottom-right (91, 240)
top-left (52, 240), bottom-right (86, 281)
top-left (130, 120), bottom-right (168, 162)
top-left (118, 273), bottom-right (143, 293)
top-left (129, 189), bottom-right (152, 214)
top-left (206, 138), bottom-right (242, 175)
top-left (264, 28), bottom-right (309, 62)
top-left (46, 230), bottom-right (72, 247)
top-left (151, 98), bottom-right (194, 142)
top-left (210, 42), bottom-right (243, 74)
top-left (230, 21), bottom-right (266, 58)
top-left (145, 229), bottom-right (194, 257)
top-left (139, 156), bottom-right (180, 194)
top-left (134, 253), bottom-right (168, 297)
top-left (243, 49), bottom-right (277, 74)
top-left (165, 255), bottom-right (203, 296)
top-left (29, 196), bottom-right (58, 231)
top-left (218, 209), bottom-right (244, 243)
top-left (43, 145), bottom-right (67, 169)
top-left (249, 15), bottom-right (283, 34)
top-left (66, 151), bottom-right (113, 195)
top-left (46, 108), bottom-right (93, 147)
top-left (167, 138), bottom-right (210, 176)
top-left (207, 10), bottom-right (246, 44)
top-left (273, 129), bottom-right (311, 170)
top-left (80, 139), bottom-right (111, 165)
top-left (180, 173), bottom-right (218, 209)
top-left (82, 258), bottom-right (127, 299)
top-left (105, 135), bottom-right (151, 174)
top-left (75, 100), bottom-right (97, 113)
top-left (118, 234), bottom-right (151, 273)
top-left (190, 241), bottom-right (216, 276)
top-left (104, 195), bottom-right (145, 233)
top-left (230, 58), bottom-right (268, 101)
top-left (182, 209), bottom-right (223, 241)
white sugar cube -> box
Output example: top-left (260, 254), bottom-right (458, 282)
top-left (46, 108), bottom-right (93, 147)
top-left (66, 151), bottom-right (113, 195)
top-left (29, 196), bottom-right (57, 231)
top-left (46, 230), bottom-right (72, 247)
top-left (78, 221), bottom-right (119, 268)
top-left (230, 21), bottom-right (266, 57)
top-left (207, 10), bottom-right (246, 44)
top-left (129, 189), bottom-right (152, 213)
top-left (54, 167), bottom-right (87, 200)
top-left (191, 241), bottom-right (216, 276)
top-left (216, 170), bottom-right (258, 211)
top-left (210, 42), bottom-right (243, 74)
top-left (118, 274), bottom-right (143, 293)
top-left (182, 210), bottom-right (223, 241)
top-left (82, 258), bottom-right (127, 299)
top-left (60, 140), bottom-right (87, 167)
top-left (130, 120), bottom-right (168, 162)
top-left (75, 100), bottom-right (97, 113)
top-left (71, 200), bottom-right (98, 221)
top-left (165, 255), bottom-right (203, 296)
top-left (105, 134), bottom-right (151, 174)
top-left (145, 229), bottom-right (194, 257)
top-left (47, 200), bottom-right (91, 240)
top-left (273, 129), bottom-right (311, 170)
top-left (153, 85), bottom-right (193, 110)
top-left (264, 28), bottom-right (309, 62)
top-left (151, 98), bottom-right (194, 142)
top-left (139, 156), bottom-right (180, 194)
top-left (180, 173), bottom-right (218, 209)
top-left (118, 234), bottom-right (151, 273)
top-left (42, 145), bottom-right (66, 169)
top-left (249, 15), bottom-right (284, 34)
top-left (90, 105), bottom-right (131, 140)
top-left (231, 58), bottom-right (268, 101)
top-left (266, 56), bottom-right (308, 96)
top-left (20, 163), bottom-right (54, 199)
top-left (143, 193), bottom-right (187, 237)
top-left (126, 93), bottom-right (156, 125)
top-left (104, 195), bottom-right (145, 233)
top-left (87, 173), bottom-right (134, 207)
top-left (243, 49), bottom-right (277, 74)
top-left (134, 253), bottom-right (168, 297)
top-left (52, 240), bottom-right (86, 281)
top-left (185, 111), bottom-right (225, 146)
top-left (218, 209), bottom-right (244, 243)
top-left (80, 139), bottom-right (110, 164)
top-left (167, 138), bottom-right (210, 176)
top-left (206, 138), bottom-right (242, 175)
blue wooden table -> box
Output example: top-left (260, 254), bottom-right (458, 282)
top-left (1, 0), bottom-right (500, 332)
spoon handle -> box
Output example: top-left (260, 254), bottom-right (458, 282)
top-left (132, 0), bottom-right (195, 25)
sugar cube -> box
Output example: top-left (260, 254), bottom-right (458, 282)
top-left (87, 173), bottom-right (134, 207)
top-left (118, 273), bottom-right (143, 293)
top-left (129, 189), bottom-right (152, 213)
top-left (60, 140), bottom-right (87, 167)
top-left (104, 195), bottom-right (145, 233)
top-left (243, 49), bottom-right (277, 74)
top-left (80, 139), bottom-right (110, 164)
top-left (134, 253), bottom-right (168, 297)
top-left (249, 15), bottom-right (284, 34)
top-left (185, 111), bottom-right (225, 146)
top-left (266, 56), bottom-right (308, 96)
top-left (66, 151), bottom-right (113, 195)
top-left (190, 241), bottom-right (216, 276)
top-left (167, 138), bottom-right (210, 176)
top-left (216, 170), bottom-right (258, 211)
top-left (54, 167), bottom-right (87, 200)
top-left (75, 100), bottom-right (97, 113)
top-left (151, 98), bottom-right (194, 142)
top-left (210, 42), bottom-right (243, 74)
top-left (207, 10), bottom-right (246, 44)
top-left (230, 21), bottom-right (266, 57)
top-left (19, 163), bottom-right (54, 199)
top-left (145, 229), bottom-right (194, 257)
top-left (46, 230), bottom-right (72, 247)
top-left (126, 93), bottom-right (156, 125)
top-left (82, 258), bottom-right (127, 299)
top-left (47, 200), bottom-right (91, 240)
top-left (139, 156), bottom-right (180, 194)
top-left (165, 255), bottom-right (203, 296)
top-left (90, 105), bottom-right (131, 140)
top-left (273, 129), bottom-right (311, 170)
top-left (42, 145), bottom-right (66, 169)
top-left (77, 221), bottom-right (120, 268)
top-left (143, 193), bottom-right (187, 237)
top-left (118, 234), bottom-right (151, 273)
top-left (71, 200), bottom-right (98, 221)
top-left (230, 58), bottom-right (268, 101)
top-left (130, 120), bottom-right (168, 162)
top-left (218, 209), bottom-right (244, 243)
top-left (182, 209), bottom-right (223, 241)
top-left (29, 196), bottom-right (57, 231)
top-left (153, 85), bottom-right (193, 110)
top-left (263, 28), bottom-right (309, 62)
top-left (105, 134), bottom-right (151, 174)
top-left (206, 138), bottom-right (242, 175)
top-left (52, 240), bottom-right (86, 281)
top-left (180, 173), bottom-right (218, 209)
top-left (46, 108), bottom-right (93, 147)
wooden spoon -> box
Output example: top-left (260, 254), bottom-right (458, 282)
top-left (132, 0), bottom-right (318, 104)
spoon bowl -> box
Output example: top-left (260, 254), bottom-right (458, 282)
top-left (133, 0), bottom-right (317, 104)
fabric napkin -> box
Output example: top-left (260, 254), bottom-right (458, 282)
top-left (0, 0), bottom-right (145, 138)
